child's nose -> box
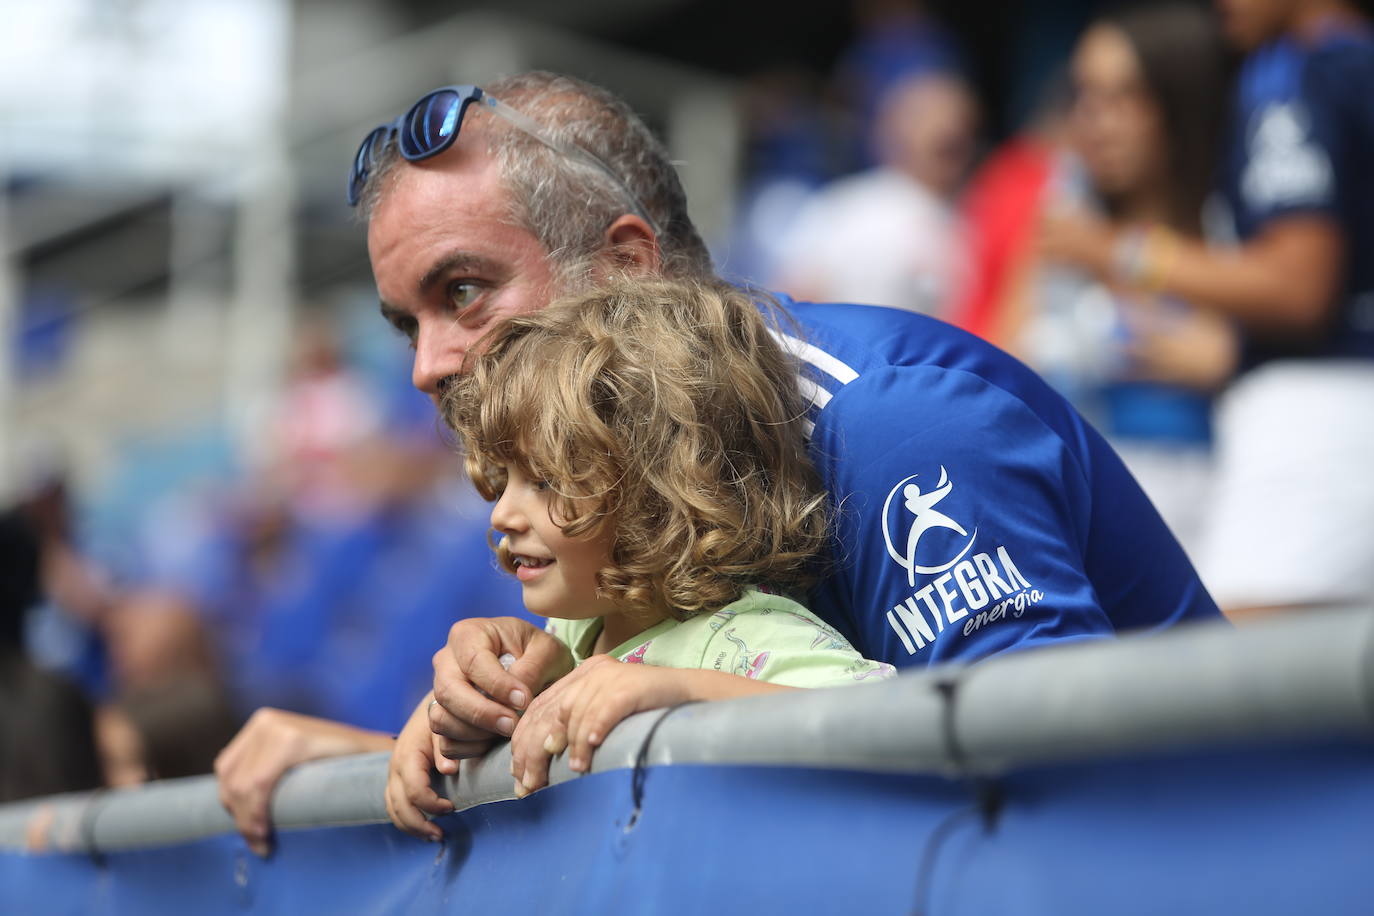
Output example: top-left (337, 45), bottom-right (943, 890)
top-left (490, 490), bottom-right (525, 534)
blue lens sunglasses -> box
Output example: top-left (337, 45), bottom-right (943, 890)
top-left (346, 84), bottom-right (661, 235)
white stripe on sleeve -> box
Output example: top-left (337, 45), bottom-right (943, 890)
top-left (769, 330), bottom-right (860, 386)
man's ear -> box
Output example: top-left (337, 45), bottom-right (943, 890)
top-left (599, 214), bottom-right (661, 277)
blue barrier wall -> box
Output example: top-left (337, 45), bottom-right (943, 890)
top-left (5, 737), bottom-right (1372, 915)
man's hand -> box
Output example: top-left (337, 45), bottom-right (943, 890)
top-left (214, 708), bottom-right (393, 857)
top-left (385, 693), bottom-right (455, 841)
top-left (429, 617), bottom-right (573, 762)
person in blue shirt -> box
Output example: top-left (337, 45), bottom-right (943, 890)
top-left (215, 71), bottom-right (1220, 854)
top-left (1040, 0), bottom-right (1374, 621)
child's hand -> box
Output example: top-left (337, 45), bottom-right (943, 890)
top-left (509, 657), bottom-right (688, 797)
top-left (385, 693), bottom-right (454, 841)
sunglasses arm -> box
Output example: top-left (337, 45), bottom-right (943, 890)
top-left (480, 95), bottom-right (663, 238)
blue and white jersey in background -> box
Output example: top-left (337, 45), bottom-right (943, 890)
top-left (1221, 22), bottom-right (1374, 367)
top-left (773, 297), bottom-right (1221, 668)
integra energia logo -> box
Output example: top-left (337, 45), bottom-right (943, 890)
top-left (881, 465), bottom-right (978, 587)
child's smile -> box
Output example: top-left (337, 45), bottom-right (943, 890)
top-left (491, 465), bottom-right (616, 621)
top-left (511, 553), bottom-right (554, 582)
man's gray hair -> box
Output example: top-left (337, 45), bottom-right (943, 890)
top-left (361, 72), bottom-right (714, 285)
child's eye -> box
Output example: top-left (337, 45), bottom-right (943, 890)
top-left (534, 479), bottom-right (552, 492)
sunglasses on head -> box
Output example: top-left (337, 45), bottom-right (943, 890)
top-left (346, 84), bottom-right (661, 235)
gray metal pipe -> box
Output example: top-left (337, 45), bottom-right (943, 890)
top-left (2, 607), bottom-right (1370, 853)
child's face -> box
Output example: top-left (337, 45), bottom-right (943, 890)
top-left (490, 465), bottom-right (616, 621)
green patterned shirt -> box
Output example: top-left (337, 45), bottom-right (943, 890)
top-left (546, 589), bottom-right (895, 688)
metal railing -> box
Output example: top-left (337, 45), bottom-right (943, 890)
top-left (3, 605), bottom-right (1371, 854)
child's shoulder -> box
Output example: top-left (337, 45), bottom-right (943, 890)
top-left (624, 589), bottom-right (857, 672)
top-left (716, 587), bottom-right (813, 618)
top-left (695, 588), bottom-right (848, 643)
top-left (683, 587), bottom-right (891, 685)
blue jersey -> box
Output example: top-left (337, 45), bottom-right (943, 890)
top-left (1221, 23), bottom-right (1374, 366)
top-left (774, 298), bottom-right (1220, 668)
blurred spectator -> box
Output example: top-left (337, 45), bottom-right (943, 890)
top-left (835, 0), bottom-right (966, 168)
top-left (3, 469), bottom-right (238, 789)
top-left (981, 4), bottom-right (1236, 556)
top-left (773, 72), bottom-right (978, 313)
top-left (101, 678), bottom-right (241, 784)
top-left (721, 69), bottom-right (841, 285)
top-left (267, 316), bottom-right (382, 521)
top-left (0, 656), bottom-right (103, 803)
top-left (1, 505), bottom-right (42, 650)
top-left (0, 500), bottom-right (103, 802)
top-left (5, 309), bottom-right (529, 798)
top-left (1043, 0), bottom-right (1374, 619)
top-left (950, 73), bottom-right (1073, 341)
top-left (123, 319), bottom-right (532, 735)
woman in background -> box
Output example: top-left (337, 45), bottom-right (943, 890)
top-left (987, 3), bottom-right (1237, 557)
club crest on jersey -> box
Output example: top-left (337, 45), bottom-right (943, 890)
top-left (1243, 101), bottom-right (1331, 210)
top-left (881, 466), bottom-right (978, 587)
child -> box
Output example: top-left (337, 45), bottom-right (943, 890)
top-left (386, 278), bottom-right (893, 838)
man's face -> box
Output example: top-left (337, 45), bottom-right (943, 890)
top-left (879, 76), bottom-right (978, 198)
top-left (368, 125), bottom-right (559, 397)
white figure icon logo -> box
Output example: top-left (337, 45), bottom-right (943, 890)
top-left (882, 466), bottom-right (977, 586)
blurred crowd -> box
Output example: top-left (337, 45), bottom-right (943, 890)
top-left (5, 0), bottom-right (1373, 804)
top-left (732, 2), bottom-right (1237, 557)
top-left (3, 319), bottom-right (529, 803)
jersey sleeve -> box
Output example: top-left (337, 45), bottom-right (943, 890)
top-left (697, 596), bottom-right (896, 688)
top-left (1237, 55), bottom-right (1345, 227)
top-left (807, 365), bottom-right (1136, 667)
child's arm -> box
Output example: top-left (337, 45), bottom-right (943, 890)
top-left (509, 657), bottom-right (791, 797)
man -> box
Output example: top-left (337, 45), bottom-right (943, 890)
top-left (217, 72), bottom-right (1219, 855)
top-left (1041, 0), bottom-right (1374, 620)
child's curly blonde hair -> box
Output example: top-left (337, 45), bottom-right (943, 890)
top-left (442, 277), bottom-right (829, 620)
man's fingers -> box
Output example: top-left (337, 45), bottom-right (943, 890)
top-left (445, 618), bottom-right (546, 707)
top-left (214, 749), bottom-right (278, 857)
top-left (506, 631), bottom-right (572, 693)
top-left (457, 646), bottom-right (533, 711)
top-left (430, 662), bottom-right (519, 738)
top-left (224, 781), bottom-right (274, 856)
